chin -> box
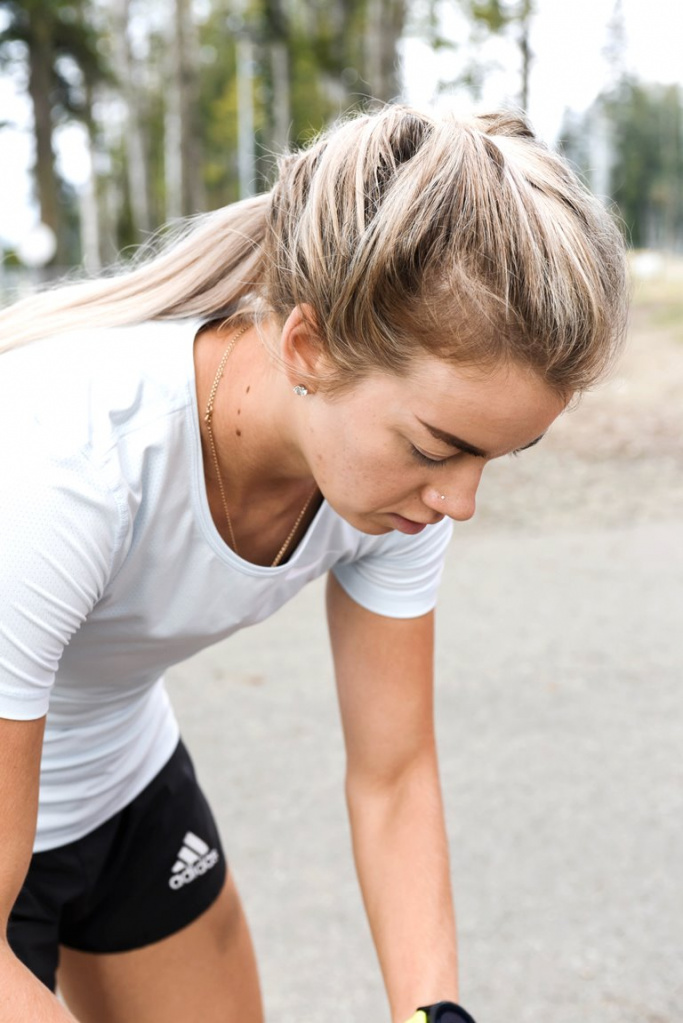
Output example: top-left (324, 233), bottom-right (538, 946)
top-left (357, 522), bottom-right (393, 536)
top-left (334, 506), bottom-right (392, 536)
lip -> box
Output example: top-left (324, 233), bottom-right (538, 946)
top-left (388, 513), bottom-right (429, 535)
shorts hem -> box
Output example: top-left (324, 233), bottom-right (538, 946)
top-left (59, 857), bottom-right (228, 955)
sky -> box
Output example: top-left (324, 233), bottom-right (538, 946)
top-left (403, 0), bottom-right (683, 141)
top-left (1, 0), bottom-right (682, 250)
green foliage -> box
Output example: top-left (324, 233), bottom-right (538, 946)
top-left (419, 0), bottom-right (534, 106)
top-left (608, 80), bottom-right (683, 250)
top-left (468, 0), bottom-right (510, 33)
top-left (198, 0), bottom-right (382, 206)
top-left (561, 79), bottom-right (683, 251)
top-left (199, 3), bottom-right (242, 208)
top-left (0, 0), bottom-right (109, 123)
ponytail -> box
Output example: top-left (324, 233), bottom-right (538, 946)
top-left (0, 194), bottom-right (270, 353)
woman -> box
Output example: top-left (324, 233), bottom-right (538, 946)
top-left (0, 106), bottom-right (627, 1022)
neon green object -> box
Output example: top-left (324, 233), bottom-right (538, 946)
top-left (405, 1013), bottom-right (428, 1023)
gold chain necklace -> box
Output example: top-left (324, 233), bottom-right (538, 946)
top-left (203, 325), bottom-right (317, 568)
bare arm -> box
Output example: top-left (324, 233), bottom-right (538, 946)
top-left (326, 575), bottom-right (459, 1023)
top-left (0, 717), bottom-right (78, 1021)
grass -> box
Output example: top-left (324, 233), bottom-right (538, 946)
top-left (629, 252), bottom-right (683, 342)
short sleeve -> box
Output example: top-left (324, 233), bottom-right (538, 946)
top-left (331, 517), bottom-right (453, 618)
top-left (0, 436), bottom-right (121, 720)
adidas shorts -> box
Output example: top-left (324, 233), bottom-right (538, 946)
top-left (7, 739), bottom-right (227, 991)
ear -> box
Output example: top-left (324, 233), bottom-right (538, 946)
top-left (279, 304), bottom-right (330, 390)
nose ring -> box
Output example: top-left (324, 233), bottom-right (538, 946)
top-left (439, 494), bottom-right (446, 501)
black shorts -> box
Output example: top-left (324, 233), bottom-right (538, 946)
top-left (7, 739), bottom-right (227, 991)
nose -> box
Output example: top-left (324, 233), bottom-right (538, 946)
top-left (422, 460), bottom-right (485, 522)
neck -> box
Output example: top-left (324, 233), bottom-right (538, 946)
top-left (194, 322), bottom-right (319, 565)
top-left (197, 322), bottom-right (312, 498)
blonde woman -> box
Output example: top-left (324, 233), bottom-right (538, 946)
top-left (0, 106), bottom-right (626, 1023)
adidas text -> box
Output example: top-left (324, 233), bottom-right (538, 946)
top-left (169, 831), bottom-right (220, 890)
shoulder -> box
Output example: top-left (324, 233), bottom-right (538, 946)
top-left (0, 318), bottom-right (201, 457)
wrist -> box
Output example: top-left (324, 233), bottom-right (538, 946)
top-left (406, 1002), bottom-right (477, 1023)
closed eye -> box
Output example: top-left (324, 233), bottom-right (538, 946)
top-left (510, 434), bottom-right (545, 457)
top-left (410, 445), bottom-right (451, 468)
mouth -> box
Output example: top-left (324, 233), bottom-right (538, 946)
top-left (387, 513), bottom-right (431, 535)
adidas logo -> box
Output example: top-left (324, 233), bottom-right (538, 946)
top-left (168, 831), bottom-right (220, 890)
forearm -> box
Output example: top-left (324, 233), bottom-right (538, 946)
top-left (347, 754), bottom-right (459, 1023)
top-left (0, 943), bottom-right (78, 1021)
top-left (0, 718), bottom-right (71, 1019)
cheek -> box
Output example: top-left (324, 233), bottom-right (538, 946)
top-left (310, 411), bottom-right (367, 474)
top-left (307, 401), bottom-right (409, 502)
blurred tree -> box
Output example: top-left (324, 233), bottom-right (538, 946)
top-left (609, 80), bottom-right (683, 250)
top-left (422, 0), bottom-right (534, 108)
top-left (602, 0), bottom-right (626, 89)
top-left (466, 0), bottom-right (534, 107)
top-left (1, 0), bottom-right (411, 265)
top-left (560, 79), bottom-right (683, 251)
top-left (98, 0), bottom-right (205, 236)
top-left (198, 0), bottom-right (242, 207)
top-left (167, 0), bottom-right (205, 216)
top-left (198, 0), bottom-right (407, 205)
top-left (364, 0), bottom-right (407, 102)
top-left (109, 0), bottom-right (153, 234)
top-left (0, 0), bottom-right (108, 263)
top-left (297, 0), bottom-right (369, 112)
top-left (263, 0), bottom-right (291, 150)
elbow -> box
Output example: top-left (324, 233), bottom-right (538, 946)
top-left (344, 743), bottom-right (442, 817)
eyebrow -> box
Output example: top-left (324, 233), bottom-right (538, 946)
top-left (418, 419), bottom-right (545, 458)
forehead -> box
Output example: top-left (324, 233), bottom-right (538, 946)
top-left (342, 355), bottom-right (567, 456)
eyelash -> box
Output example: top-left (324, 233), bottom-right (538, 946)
top-left (410, 445), bottom-right (450, 468)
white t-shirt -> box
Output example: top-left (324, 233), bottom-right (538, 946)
top-left (0, 319), bottom-right (452, 851)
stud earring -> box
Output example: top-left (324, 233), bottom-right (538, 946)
top-left (293, 385), bottom-right (308, 397)
top-left (439, 494), bottom-right (446, 500)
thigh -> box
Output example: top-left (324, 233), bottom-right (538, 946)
top-left (57, 873), bottom-right (263, 1023)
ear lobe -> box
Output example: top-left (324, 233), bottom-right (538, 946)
top-left (280, 304), bottom-right (328, 387)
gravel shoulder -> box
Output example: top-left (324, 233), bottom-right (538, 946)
top-left (472, 275), bottom-right (683, 533)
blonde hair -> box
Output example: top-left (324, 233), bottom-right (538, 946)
top-left (0, 105), bottom-right (627, 393)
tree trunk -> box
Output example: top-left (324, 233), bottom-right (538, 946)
top-left (111, 0), bottom-right (152, 236)
top-left (517, 0), bottom-right (533, 111)
top-left (80, 85), bottom-right (102, 270)
top-left (236, 33), bottom-right (256, 198)
top-left (364, 0), bottom-right (406, 103)
top-left (164, 26), bottom-right (183, 220)
top-left (264, 0), bottom-right (291, 153)
top-left (325, 0), bottom-right (360, 107)
top-left (174, 0), bottom-right (205, 215)
top-left (27, 14), bottom-right (63, 264)
top-left (270, 41), bottom-right (291, 151)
